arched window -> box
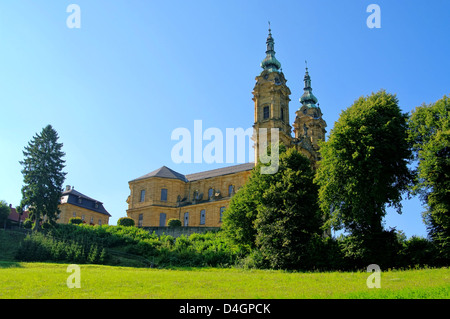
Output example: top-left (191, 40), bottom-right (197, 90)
top-left (200, 210), bottom-right (206, 225)
top-left (228, 185), bottom-right (234, 197)
top-left (263, 106), bottom-right (270, 119)
top-left (159, 213), bottom-right (166, 227)
top-left (138, 214), bottom-right (143, 227)
top-left (208, 188), bottom-right (214, 200)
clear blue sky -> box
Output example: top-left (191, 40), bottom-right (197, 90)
top-left (0, 1), bottom-right (448, 237)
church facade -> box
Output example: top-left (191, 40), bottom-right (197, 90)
top-left (126, 27), bottom-right (327, 228)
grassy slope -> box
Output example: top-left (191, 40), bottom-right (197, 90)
top-left (0, 262), bottom-right (448, 299)
top-left (1, 230), bottom-right (449, 299)
top-left (0, 230), bottom-right (26, 261)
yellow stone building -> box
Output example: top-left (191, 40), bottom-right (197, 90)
top-left (127, 164), bottom-right (253, 227)
top-left (58, 185), bottom-right (111, 225)
top-left (126, 26), bottom-right (326, 228)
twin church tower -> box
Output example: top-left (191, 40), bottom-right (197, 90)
top-left (125, 26), bottom-right (327, 228)
top-left (252, 25), bottom-right (327, 165)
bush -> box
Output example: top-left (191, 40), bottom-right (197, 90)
top-left (23, 218), bottom-right (33, 229)
top-left (15, 231), bottom-right (106, 264)
top-left (400, 236), bottom-right (437, 267)
top-left (168, 218), bottom-right (182, 228)
top-left (117, 217), bottom-right (135, 227)
top-left (69, 217), bottom-right (83, 225)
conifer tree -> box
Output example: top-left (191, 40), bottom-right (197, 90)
top-left (19, 125), bottom-right (66, 231)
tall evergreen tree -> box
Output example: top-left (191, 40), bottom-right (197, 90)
top-left (19, 125), bottom-right (66, 231)
top-left (408, 95), bottom-right (450, 262)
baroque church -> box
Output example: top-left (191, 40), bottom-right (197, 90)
top-left (126, 27), bottom-right (327, 228)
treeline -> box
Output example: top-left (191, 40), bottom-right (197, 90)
top-left (12, 91), bottom-right (449, 271)
top-left (223, 91), bottom-right (449, 270)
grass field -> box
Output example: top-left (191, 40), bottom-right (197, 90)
top-left (0, 261), bottom-right (448, 299)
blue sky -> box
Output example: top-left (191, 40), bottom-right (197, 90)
top-left (0, 1), bottom-right (448, 237)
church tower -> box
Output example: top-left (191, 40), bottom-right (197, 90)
top-left (252, 25), bottom-right (292, 163)
top-left (292, 64), bottom-right (327, 163)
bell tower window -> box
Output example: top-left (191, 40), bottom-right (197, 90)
top-left (263, 106), bottom-right (270, 120)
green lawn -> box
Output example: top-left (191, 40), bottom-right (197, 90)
top-left (0, 261), bottom-right (448, 299)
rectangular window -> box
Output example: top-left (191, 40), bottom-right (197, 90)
top-left (220, 207), bottom-right (225, 222)
top-left (281, 107), bottom-right (284, 121)
top-left (138, 213), bottom-right (143, 227)
top-left (140, 189), bottom-right (145, 202)
top-left (263, 106), bottom-right (270, 119)
top-left (73, 212), bottom-right (76, 217)
top-left (98, 219), bottom-right (102, 226)
top-left (161, 188), bottom-right (168, 201)
top-left (200, 209), bottom-right (206, 225)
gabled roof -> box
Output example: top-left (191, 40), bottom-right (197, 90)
top-left (7, 207), bottom-right (29, 222)
top-left (61, 187), bottom-right (111, 216)
top-left (131, 162), bottom-right (255, 183)
top-left (186, 162), bottom-right (255, 181)
top-left (131, 166), bottom-right (188, 183)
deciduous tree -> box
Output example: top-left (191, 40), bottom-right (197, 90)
top-left (223, 145), bottom-right (323, 269)
top-left (315, 90), bottom-right (413, 264)
top-left (408, 95), bottom-right (449, 261)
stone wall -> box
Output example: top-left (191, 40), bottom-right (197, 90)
top-left (143, 226), bottom-right (220, 238)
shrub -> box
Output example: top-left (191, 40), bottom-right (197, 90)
top-left (69, 217), bottom-right (83, 225)
top-left (23, 218), bottom-right (33, 229)
top-left (117, 217), bottom-right (135, 227)
top-left (168, 218), bottom-right (182, 228)
top-left (400, 236), bottom-right (437, 267)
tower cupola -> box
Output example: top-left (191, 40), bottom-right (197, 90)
top-left (260, 23), bottom-right (282, 73)
top-left (300, 62), bottom-right (319, 108)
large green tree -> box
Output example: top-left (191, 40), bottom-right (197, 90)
top-left (223, 145), bottom-right (323, 269)
top-left (19, 125), bottom-right (67, 231)
top-left (254, 147), bottom-right (323, 269)
top-left (315, 90), bottom-right (413, 264)
top-left (408, 95), bottom-right (449, 261)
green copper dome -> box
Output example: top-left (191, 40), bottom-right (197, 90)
top-left (260, 26), bottom-right (281, 73)
top-left (300, 66), bottom-right (319, 108)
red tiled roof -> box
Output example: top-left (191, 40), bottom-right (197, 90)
top-left (7, 207), bottom-right (29, 222)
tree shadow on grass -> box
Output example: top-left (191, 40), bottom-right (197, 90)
top-left (0, 261), bottom-right (23, 268)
